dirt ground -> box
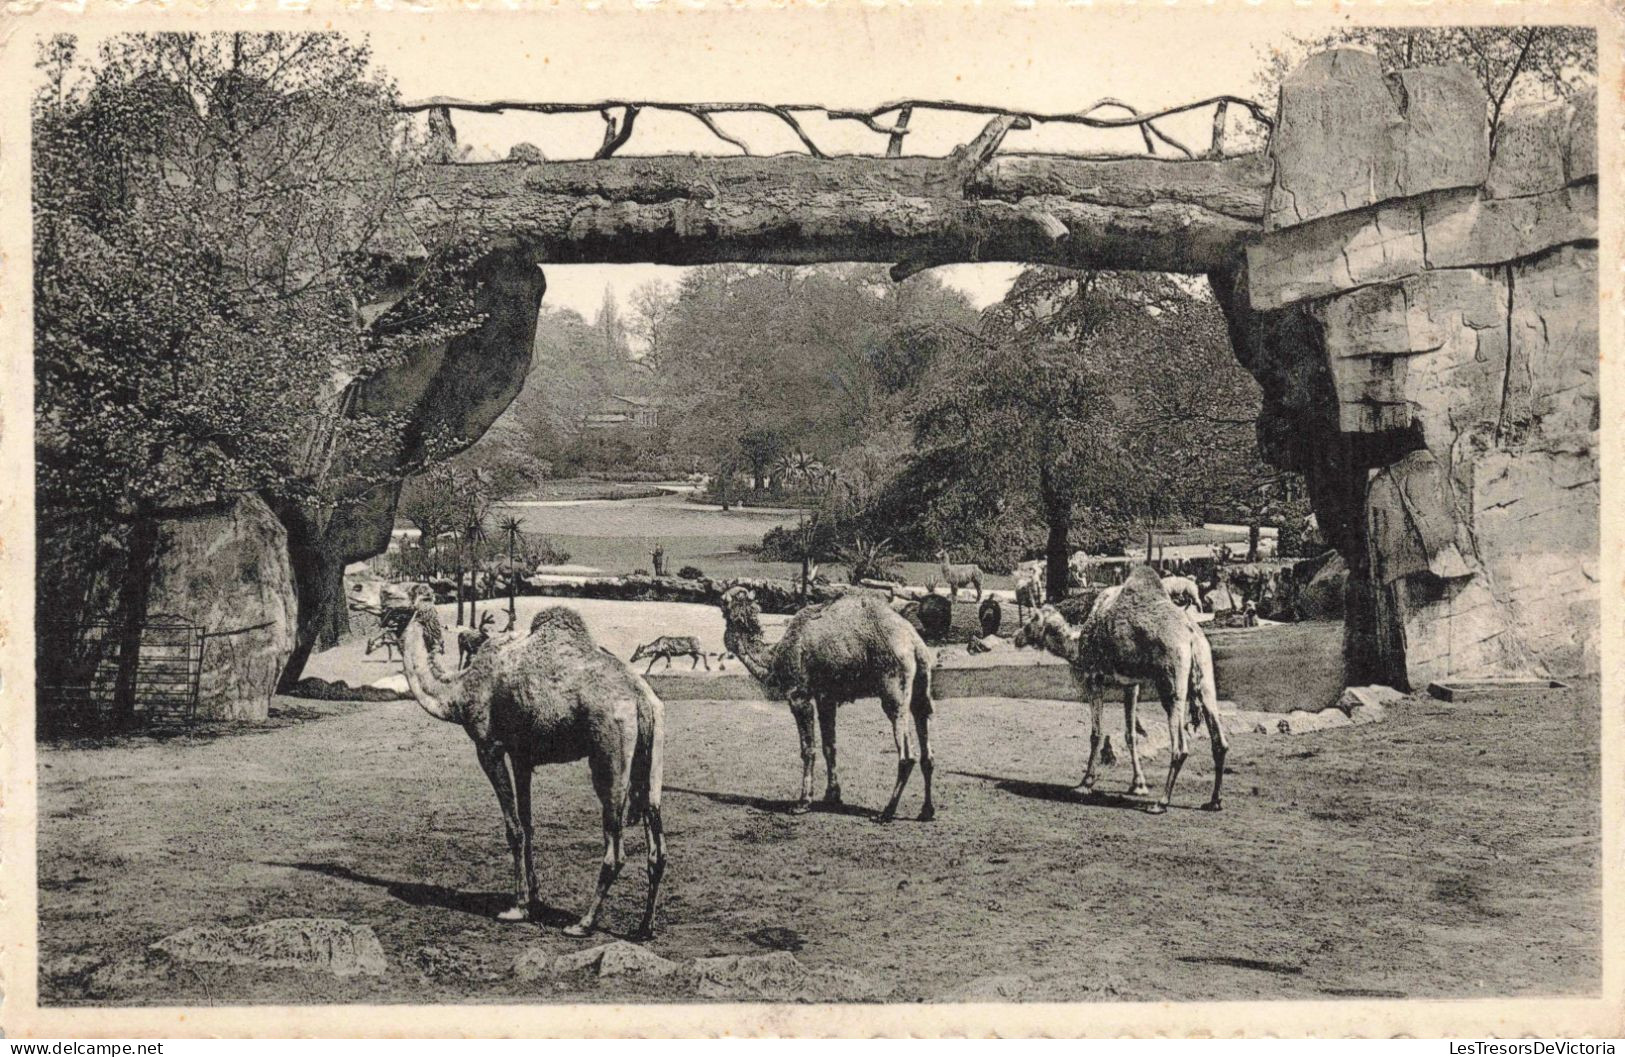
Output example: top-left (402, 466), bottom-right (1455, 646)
top-left (37, 678), bottom-right (1599, 1006)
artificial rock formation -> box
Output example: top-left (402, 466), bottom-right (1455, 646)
top-left (277, 245), bottom-right (548, 685)
top-left (146, 495), bottom-right (298, 722)
top-left (1224, 49), bottom-right (1598, 687)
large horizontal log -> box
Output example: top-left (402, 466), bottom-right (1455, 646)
top-left (417, 150), bottom-right (1271, 274)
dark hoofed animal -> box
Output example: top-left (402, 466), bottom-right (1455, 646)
top-left (630, 635), bottom-right (710, 673)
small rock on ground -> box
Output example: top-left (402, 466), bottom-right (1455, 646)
top-left (1338, 685), bottom-right (1407, 714)
top-left (513, 940), bottom-right (683, 981)
top-left (1277, 709), bottom-right (1353, 735)
top-left (151, 918), bottom-right (387, 977)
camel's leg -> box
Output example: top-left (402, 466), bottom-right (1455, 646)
top-left (1150, 680), bottom-right (1190, 815)
top-left (1201, 700), bottom-right (1229, 812)
top-left (816, 697), bottom-right (842, 805)
top-left (473, 742), bottom-right (530, 921)
top-left (877, 699), bottom-right (916, 823)
top-left (913, 701), bottom-right (935, 822)
top-left (511, 757), bottom-right (539, 912)
top-left (633, 797), bottom-right (667, 940)
top-left (1078, 685), bottom-right (1105, 790)
top-left (567, 753), bottom-right (627, 937)
top-left (788, 695), bottom-right (817, 814)
top-left (1122, 685), bottom-right (1151, 797)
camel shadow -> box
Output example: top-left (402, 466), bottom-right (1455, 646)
top-left (270, 861), bottom-right (578, 929)
top-left (666, 784), bottom-right (877, 819)
top-left (949, 770), bottom-right (1190, 813)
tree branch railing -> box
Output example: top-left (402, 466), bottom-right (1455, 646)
top-left (398, 93), bottom-right (1273, 162)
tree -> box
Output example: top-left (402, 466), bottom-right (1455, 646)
top-left (628, 279), bottom-right (675, 379)
top-left (910, 271), bottom-right (1153, 599)
top-left (34, 32), bottom-right (474, 726)
top-left (1255, 26), bottom-right (1596, 153)
top-left (658, 264), bottom-right (979, 494)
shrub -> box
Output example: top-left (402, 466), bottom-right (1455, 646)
top-left (677, 565), bottom-right (705, 580)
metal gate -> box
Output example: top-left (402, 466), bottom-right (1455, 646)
top-left (40, 614), bottom-right (205, 729)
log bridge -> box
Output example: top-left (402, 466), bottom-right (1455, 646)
top-left (268, 51), bottom-right (1596, 704)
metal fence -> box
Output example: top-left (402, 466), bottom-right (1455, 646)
top-left (39, 614), bottom-right (205, 730)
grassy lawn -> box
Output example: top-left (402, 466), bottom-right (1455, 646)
top-left (516, 480), bottom-right (675, 503)
top-left (37, 675), bottom-right (1599, 1005)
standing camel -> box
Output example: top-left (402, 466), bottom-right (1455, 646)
top-left (398, 601), bottom-right (668, 938)
top-left (934, 549), bottom-right (983, 602)
top-left (718, 586), bottom-right (937, 821)
top-left (1014, 565), bottom-right (1228, 813)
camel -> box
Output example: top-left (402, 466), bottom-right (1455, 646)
top-left (934, 549), bottom-right (983, 602)
top-left (398, 600), bottom-right (667, 938)
top-left (1014, 565), bottom-right (1228, 814)
top-left (457, 611), bottom-right (498, 669)
top-left (718, 586), bottom-right (937, 821)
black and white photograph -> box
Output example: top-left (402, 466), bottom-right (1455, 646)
top-left (2, 1), bottom-right (1615, 1038)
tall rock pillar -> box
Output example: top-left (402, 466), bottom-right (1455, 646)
top-left (1229, 49), bottom-right (1598, 687)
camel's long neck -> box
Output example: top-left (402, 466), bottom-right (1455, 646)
top-left (724, 621), bottom-right (779, 691)
top-left (401, 619), bottom-right (463, 724)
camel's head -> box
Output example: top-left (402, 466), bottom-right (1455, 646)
top-left (718, 585), bottom-right (763, 635)
top-left (1013, 605), bottom-right (1072, 656)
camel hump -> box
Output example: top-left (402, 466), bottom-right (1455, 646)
top-left (1121, 564), bottom-right (1167, 597)
top-left (530, 606), bottom-right (591, 639)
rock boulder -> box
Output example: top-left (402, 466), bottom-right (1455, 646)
top-left (151, 918), bottom-right (387, 977)
top-left (147, 495), bottom-right (298, 721)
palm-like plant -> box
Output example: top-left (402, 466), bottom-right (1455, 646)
top-left (837, 535), bottom-right (901, 585)
top-left (499, 514), bottom-right (524, 625)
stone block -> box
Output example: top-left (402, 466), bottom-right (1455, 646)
top-left (1267, 51), bottom-right (1487, 231)
top-left (1424, 182), bottom-right (1597, 273)
top-left (1367, 450), bottom-right (1474, 585)
top-left (1248, 182), bottom-right (1594, 314)
top-left (1489, 89), bottom-right (1598, 198)
top-left (1472, 448), bottom-right (1599, 676)
top-left (1314, 268), bottom-right (1510, 439)
top-left (151, 919), bottom-right (386, 977)
top-left (149, 495), bottom-right (297, 721)
top-left (1248, 199), bottom-right (1426, 310)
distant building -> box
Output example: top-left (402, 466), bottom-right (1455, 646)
top-left (583, 394), bottom-right (660, 433)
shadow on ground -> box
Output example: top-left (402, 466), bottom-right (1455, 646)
top-left (269, 861), bottom-right (579, 930)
